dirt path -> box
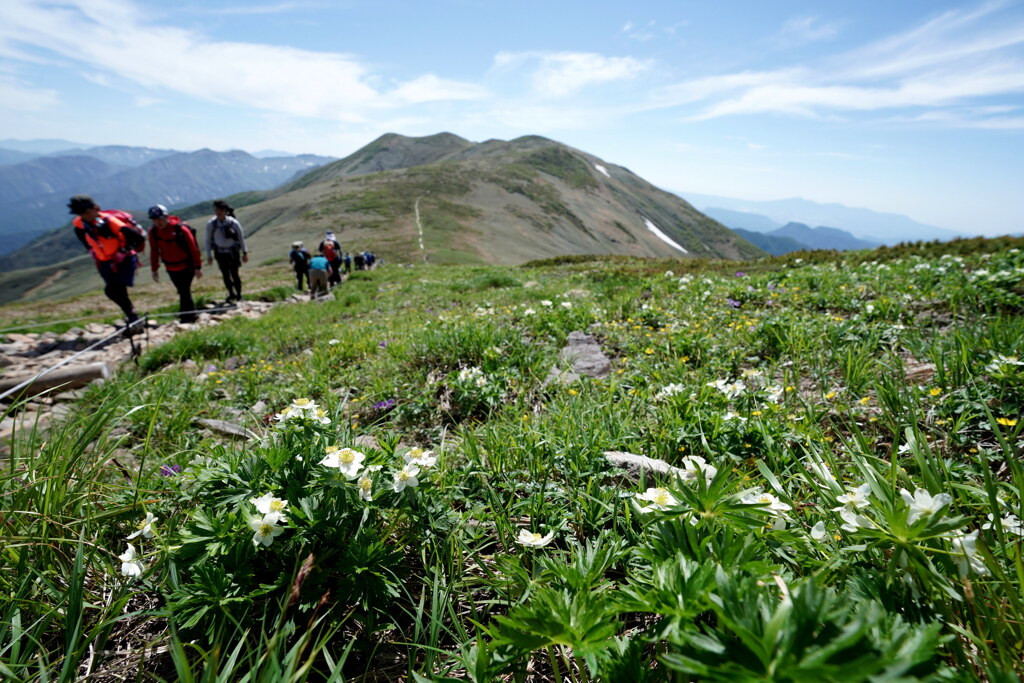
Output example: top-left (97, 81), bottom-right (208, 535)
top-left (414, 196), bottom-right (426, 262)
top-left (21, 268), bottom-right (67, 299)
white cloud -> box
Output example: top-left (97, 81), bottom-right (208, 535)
top-left (495, 51), bottom-right (651, 99)
top-left (0, 0), bottom-right (484, 122)
top-left (773, 17), bottom-right (839, 47)
top-left (655, 2), bottom-right (1024, 129)
top-left (0, 74), bottom-right (60, 111)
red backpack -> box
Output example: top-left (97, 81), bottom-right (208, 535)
top-left (322, 240), bottom-right (338, 261)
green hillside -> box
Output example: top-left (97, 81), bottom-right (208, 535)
top-left (0, 133), bottom-right (762, 305)
top-left (2, 239), bottom-right (1023, 680)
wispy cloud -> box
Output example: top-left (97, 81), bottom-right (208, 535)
top-left (772, 16), bottom-right (840, 47)
top-left (493, 51), bottom-right (651, 98)
top-left (0, 0), bottom-right (484, 121)
top-left (0, 74), bottom-right (60, 111)
top-left (659, 1), bottom-right (1024, 129)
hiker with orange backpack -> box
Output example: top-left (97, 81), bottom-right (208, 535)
top-left (148, 205), bottom-right (202, 323)
top-left (68, 194), bottom-right (145, 329)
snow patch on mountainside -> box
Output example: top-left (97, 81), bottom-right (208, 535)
top-left (644, 218), bottom-right (688, 254)
top-left (594, 163), bottom-right (610, 178)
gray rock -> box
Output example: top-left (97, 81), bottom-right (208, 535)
top-left (545, 331), bottom-right (611, 386)
top-left (603, 450), bottom-right (685, 482)
top-left (195, 418), bottom-right (252, 439)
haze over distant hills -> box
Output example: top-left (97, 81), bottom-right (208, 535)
top-left (684, 192), bottom-right (964, 246)
top-left (0, 144), bottom-right (335, 254)
top-left (0, 132), bottom-right (762, 298)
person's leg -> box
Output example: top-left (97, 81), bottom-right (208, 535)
top-left (295, 269), bottom-right (304, 290)
top-left (215, 251), bottom-right (234, 299)
top-left (169, 268), bottom-right (196, 322)
top-left (228, 251), bottom-right (242, 299)
top-left (99, 262), bottom-right (136, 319)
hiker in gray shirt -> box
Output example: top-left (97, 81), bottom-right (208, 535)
top-left (206, 200), bottom-right (248, 302)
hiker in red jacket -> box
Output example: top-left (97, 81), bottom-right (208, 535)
top-left (148, 205), bottom-right (202, 323)
top-left (68, 194), bottom-right (144, 329)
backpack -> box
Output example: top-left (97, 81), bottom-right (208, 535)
top-left (174, 221), bottom-right (198, 252)
top-left (102, 209), bottom-right (146, 252)
top-left (218, 219), bottom-right (239, 242)
top-left (321, 240), bottom-right (338, 262)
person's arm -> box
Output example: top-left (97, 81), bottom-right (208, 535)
top-left (205, 219), bottom-right (214, 264)
top-left (235, 218), bottom-right (249, 263)
top-left (150, 230), bottom-right (160, 281)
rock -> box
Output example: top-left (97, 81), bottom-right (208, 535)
top-left (195, 418), bottom-right (252, 439)
top-left (545, 331), bottom-right (611, 386)
top-left (603, 450), bottom-right (686, 482)
top-left (354, 434), bottom-right (379, 451)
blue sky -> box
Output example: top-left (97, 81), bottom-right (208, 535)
top-left (1, 0), bottom-right (1022, 235)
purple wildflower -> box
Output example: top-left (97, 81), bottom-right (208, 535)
top-left (726, 298), bottom-right (741, 309)
top-left (735, 271), bottom-right (746, 277)
top-left (373, 398), bottom-right (396, 411)
top-left (160, 464), bottom-right (182, 477)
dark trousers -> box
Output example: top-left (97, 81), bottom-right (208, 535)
top-left (215, 250), bottom-right (242, 299)
top-left (168, 268), bottom-right (197, 322)
top-left (329, 258), bottom-right (342, 285)
top-left (98, 258), bottom-right (136, 318)
top-left (295, 268), bottom-right (309, 290)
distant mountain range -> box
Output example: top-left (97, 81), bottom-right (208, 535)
top-left (0, 142), bottom-right (334, 254)
top-left (0, 132), bottom-right (762, 296)
top-left (685, 192), bottom-right (963, 246)
top-left (732, 222), bottom-right (879, 256)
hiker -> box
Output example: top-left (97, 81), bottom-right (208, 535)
top-left (365, 251), bottom-right (376, 268)
top-left (68, 194), bottom-right (144, 328)
top-left (289, 240), bottom-right (312, 290)
top-left (354, 252), bottom-right (365, 271)
top-left (308, 250), bottom-right (332, 298)
top-left (148, 204), bottom-right (202, 323)
top-left (205, 200), bottom-right (248, 302)
top-left (318, 231), bottom-right (342, 286)
top-left (343, 252), bottom-right (352, 274)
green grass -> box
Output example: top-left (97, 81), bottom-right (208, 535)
top-left (2, 241), bottom-right (1024, 681)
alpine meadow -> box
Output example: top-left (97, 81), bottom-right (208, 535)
top-left (2, 210), bottom-right (1024, 679)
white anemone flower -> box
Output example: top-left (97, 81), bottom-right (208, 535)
top-left (393, 464), bottom-right (421, 492)
top-left (250, 514), bottom-right (285, 547)
top-left (358, 475), bottom-right (374, 501)
top-left (636, 487), bottom-right (678, 513)
top-left (126, 511), bottom-right (157, 540)
top-left (250, 492), bottom-right (289, 520)
top-left (679, 456), bottom-right (716, 485)
top-left (950, 530), bottom-right (989, 577)
top-left (403, 447), bottom-right (438, 468)
top-left (810, 521), bottom-right (827, 540)
top-left (834, 483), bottom-right (872, 510)
top-left (900, 488), bottom-right (953, 525)
top-left (118, 543), bottom-right (145, 578)
top-left (320, 446), bottom-right (366, 479)
top-left (655, 383), bottom-right (685, 401)
top-left (983, 513), bottom-right (1024, 536)
top-left (515, 529), bottom-right (555, 547)
top-left (744, 490), bottom-right (792, 514)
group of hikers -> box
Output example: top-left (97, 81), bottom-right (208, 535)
top-left (68, 194), bottom-right (376, 329)
top-left (69, 195), bottom-right (248, 328)
top-left (287, 235), bottom-right (376, 298)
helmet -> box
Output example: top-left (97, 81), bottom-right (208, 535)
top-left (148, 204), bottom-right (168, 219)
top-left (68, 194), bottom-right (97, 215)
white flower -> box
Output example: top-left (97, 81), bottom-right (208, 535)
top-left (744, 490), bottom-right (792, 515)
top-left (636, 487), bottom-right (678, 513)
top-left (250, 513), bottom-right (286, 547)
top-left (403, 447), bottom-right (438, 468)
top-left (358, 475), bottom-right (374, 501)
top-left (458, 367), bottom-right (484, 383)
top-left (655, 383), bottom-right (685, 401)
top-left (839, 508), bottom-right (873, 533)
top-left (560, 301), bottom-right (572, 309)
top-left (393, 464), bottom-right (421, 492)
top-left (126, 511), bottom-right (157, 540)
top-left (722, 411), bottom-right (747, 423)
top-left (540, 300), bottom-right (553, 307)
top-left (328, 339), bottom-right (340, 345)
top-left (118, 543), bottom-right (145, 578)
top-left (250, 492), bottom-right (289, 520)
top-left (950, 530), bottom-right (988, 577)
top-left (523, 308), bottom-right (536, 316)
top-left (834, 483), bottom-right (872, 510)
top-left (708, 378), bottom-right (745, 398)
top-left (679, 455), bottom-right (716, 485)
top-left (320, 446), bottom-right (366, 479)
top-left (765, 385), bottom-right (784, 404)
top-left (312, 408), bottom-right (331, 425)
top-left (515, 529), bottom-right (555, 547)
top-left (983, 513), bottom-right (1024, 536)
top-left (810, 521), bottom-right (827, 540)
top-left (985, 354), bottom-right (1024, 374)
top-left (900, 488), bottom-right (953, 525)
